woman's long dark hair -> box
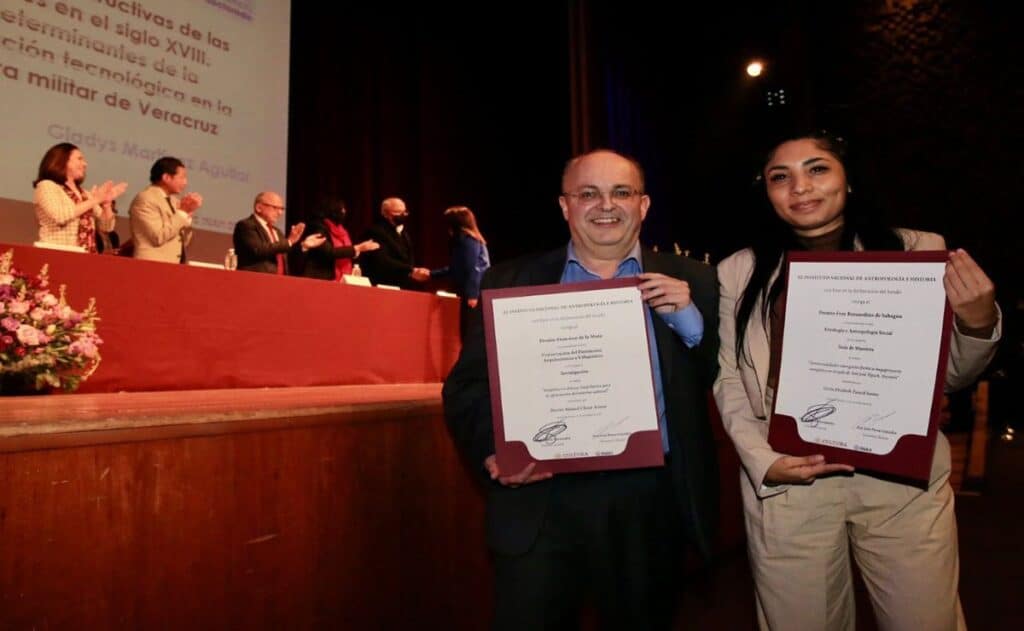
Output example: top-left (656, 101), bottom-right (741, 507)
top-left (734, 129), bottom-right (904, 363)
top-left (33, 142), bottom-right (80, 187)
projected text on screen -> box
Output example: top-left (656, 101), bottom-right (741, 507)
top-left (0, 0), bottom-right (290, 235)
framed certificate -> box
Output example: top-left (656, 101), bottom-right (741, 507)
top-left (768, 250), bottom-right (954, 484)
top-left (482, 278), bottom-right (664, 475)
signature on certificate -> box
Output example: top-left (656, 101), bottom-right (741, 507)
top-left (801, 401), bottom-right (837, 428)
top-left (533, 421), bottom-right (568, 445)
top-left (595, 416), bottom-right (630, 436)
top-left (860, 410), bottom-right (896, 425)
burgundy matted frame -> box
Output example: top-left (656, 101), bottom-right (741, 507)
top-left (767, 250), bottom-right (953, 484)
top-left (482, 278), bottom-right (664, 475)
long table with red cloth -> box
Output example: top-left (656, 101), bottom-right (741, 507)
top-left (3, 243), bottom-right (461, 392)
top-left (1, 243), bottom-right (746, 628)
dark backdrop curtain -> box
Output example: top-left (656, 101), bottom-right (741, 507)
top-left (288, 1), bottom-right (1020, 327)
top-left (288, 4), bottom-right (573, 274)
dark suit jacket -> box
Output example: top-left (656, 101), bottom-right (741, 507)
top-left (301, 219), bottom-right (358, 281)
top-left (233, 215), bottom-right (292, 274)
top-left (360, 218), bottom-right (416, 288)
top-left (442, 246), bottom-right (721, 558)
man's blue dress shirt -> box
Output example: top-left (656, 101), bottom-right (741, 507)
top-left (560, 242), bottom-right (703, 452)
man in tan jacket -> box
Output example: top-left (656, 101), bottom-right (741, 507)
top-left (129, 156), bottom-right (203, 263)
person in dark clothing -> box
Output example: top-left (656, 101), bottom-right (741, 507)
top-left (301, 195), bottom-right (379, 281)
top-left (359, 197), bottom-right (430, 289)
top-left (232, 191), bottom-right (324, 274)
top-left (443, 150), bottom-right (720, 630)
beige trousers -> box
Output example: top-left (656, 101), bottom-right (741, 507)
top-left (742, 434), bottom-right (967, 631)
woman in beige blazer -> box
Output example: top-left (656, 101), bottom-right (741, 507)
top-left (715, 128), bottom-right (1001, 631)
top-left (33, 143), bottom-right (126, 251)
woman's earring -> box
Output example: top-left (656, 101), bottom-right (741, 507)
top-left (847, 184), bottom-right (853, 194)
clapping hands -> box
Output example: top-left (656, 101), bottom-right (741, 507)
top-left (287, 222), bottom-right (305, 243)
top-left (286, 222), bottom-right (326, 251)
top-left (180, 192), bottom-right (203, 214)
top-left (89, 180), bottom-right (128, 204)
top-left (354, 239), bottom-right (380, 254)
top-left (302, 233), bottom-right (327, 250)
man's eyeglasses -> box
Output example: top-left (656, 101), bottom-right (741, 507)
top-left (563, 187), bottom-right (643, 203)
top-left (260, 202), bottom-right (286, 211)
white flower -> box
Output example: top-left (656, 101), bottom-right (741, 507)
top-left (16, 324), bottom-right (42, 346)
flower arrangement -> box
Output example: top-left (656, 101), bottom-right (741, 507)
top-left (0, 249), bottom-right (102, 394)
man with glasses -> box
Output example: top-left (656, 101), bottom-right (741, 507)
top-left (443, 149), bottom-right (720, 629)
top-left (233, 191), bottom-right (325, 274)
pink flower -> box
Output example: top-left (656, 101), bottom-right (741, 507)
top-left (1, 250), bottom-right (102, 392)
top-left (55, 305), bottom-right (83, 327)
top-left (16, 324), bottom-right (42, 346)
top-left (69, 339), bottom-right (99, 359)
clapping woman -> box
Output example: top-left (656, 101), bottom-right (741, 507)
top-left (33, 143), bottom-right (127, 253)
top-left (301, 195), bottom-right (380, 281)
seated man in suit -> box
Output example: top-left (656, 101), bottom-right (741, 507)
top-left (129, 156), bottom-right (203, 263)
top-left (359, 197), bottom-right (431, 289)
top-left (233, 191), bottom-right (325, 274)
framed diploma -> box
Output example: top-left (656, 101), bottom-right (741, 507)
top-left (768, 250), bottom-right (954, 484)
top-left (482, 278), bottom-right (664, 475)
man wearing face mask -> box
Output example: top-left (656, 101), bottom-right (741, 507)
top-left (301, 194), bottom-right (380, 281)
top-left (360, 197), bottom-right (431, 289)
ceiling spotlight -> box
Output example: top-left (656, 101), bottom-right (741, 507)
top-left (746, 61), bottom-right (764, 78)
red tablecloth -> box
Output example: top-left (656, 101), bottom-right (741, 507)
top-left (3, 244), bottom-right (461, 392)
